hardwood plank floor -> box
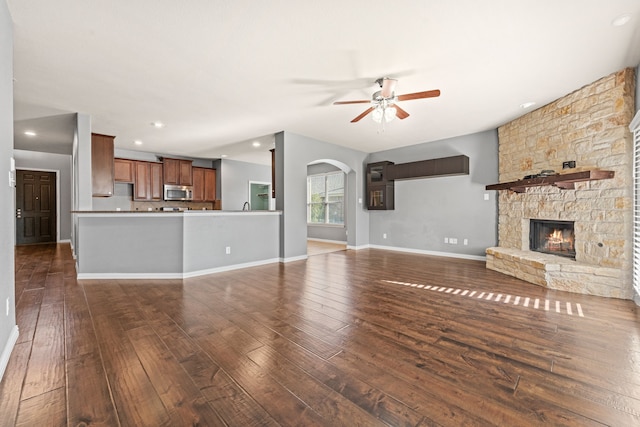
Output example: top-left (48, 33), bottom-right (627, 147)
top-left (1, 243), bottom-right (640, 426)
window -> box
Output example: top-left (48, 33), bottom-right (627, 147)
top-left (307, 172), bottom-right (344, 225)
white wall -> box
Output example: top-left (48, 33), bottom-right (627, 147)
top-left (0, 0), bottom-right (17, 381)
top-left (13, 149), bottom-right (73, 241)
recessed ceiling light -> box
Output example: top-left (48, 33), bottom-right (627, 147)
top-left (520, 101), bottom-right (536, 109)
top-left (151, 121), bottom-right (165, 128)
top-left (24, 130), bottom-right (36, 136)
top-left (134, 140), bottom-right (143, 146)
top-left (612, 13), bottom-right (631, 27)
top-left (221, 154), bottom-right (228, 158)
top-left (252, 141), bottom-right (261, 147)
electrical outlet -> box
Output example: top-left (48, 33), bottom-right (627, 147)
top-left (444, 237), bottom-right (449, 244)
top-left (225, 246), bottom-right (231, 255)
top-left (484, 193), bottom-right (490, 201)
top-left (463, 239), bottom-right (468, 245)
top-left (383, 233), bottom-right (387, 239)
top-left (450, 238), bottom-right (458, 244)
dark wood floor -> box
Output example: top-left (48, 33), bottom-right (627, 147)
top-left (1, 244), bottom-right (639, 426)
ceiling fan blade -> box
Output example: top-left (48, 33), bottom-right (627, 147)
top-left (351, 107), bottom-right (374, 123)
top-left (333, 100), bottom-right (370, 105)
top-left (394, 105), bottom-right (410, 119)
top-left (380, 78), bottom-right (397, 98)
top-left (396, 89), bottom-right (441, 101)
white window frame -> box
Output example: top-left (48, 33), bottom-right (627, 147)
top-left (631, 111), bottom-right (640, 298)
top-left (307, 171), bottom-right (345, 226)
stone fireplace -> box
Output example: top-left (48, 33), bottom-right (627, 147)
top-left (486, 68), bottom-right (635, 299)
top-left (529, 219), bottom-right (575, 259)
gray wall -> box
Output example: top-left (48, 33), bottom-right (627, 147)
top-left (76, 213), bottom-right (280, 276)
top-left (367, 130), bottom-right (499, 257)
top-left (71, 113), bottom-right (92, 255)
top-left (0, 0), bottom-right (16, 379)
top-left (14, 149), bottom-right (73, 241)
top-left (307, 162), bottom-right (347, 242)
top-left (219, 159), bottom-right (271, 211)
top-left (92, 183), bottom-right (133, 211)
top-left (276, 131), bottom-right (369, 260)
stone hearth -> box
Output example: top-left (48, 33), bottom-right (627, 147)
top-left (486, 68), bottom-right (635, 299)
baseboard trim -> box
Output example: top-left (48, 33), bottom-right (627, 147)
top-left (346, 244), bottom-right (371, 250)
top-left (0, 325), bottom-right (19, 382)
top-left (183, 258), bottom-right (281, 278)
top-left (368, 244), bottom-right (486, 261)
top-left (280, 254), bottom-right (308, 263)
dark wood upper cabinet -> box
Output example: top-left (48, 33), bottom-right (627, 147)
top-left (163, 157), bottom-right (193, 186)
top-left (203, 168), bottom-right (216, 202)
top-left (366, 161), bottom-right (395, 210)
top-left (149, 162), bottom-right (163, 200)
top-left (114, 158), bottom-right (134, 183)
top-left (192, 167), bottom-right (217, 202)
top-left (134, 161), bottom-right (163, 201)
top-left (192, 167), bottom-right (205, 202)
top-left (91, 133), bottom-right (115, 197)
top-left (388, 155), bottom-right (469, 181)
top-left (133, 161), bottom-right (150, 201)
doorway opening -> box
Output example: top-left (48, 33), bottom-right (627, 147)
top-left (248, 181), bottom-right (272, 211)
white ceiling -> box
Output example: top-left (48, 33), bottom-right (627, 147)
top-left (8, 0), bottom-right (640, 165)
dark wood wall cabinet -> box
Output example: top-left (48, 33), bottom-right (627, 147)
top-left (366, 161), bottom-right (395, 210)
top-left (133, 161), bottom-right (163, 201)
top-left (114, 158), bottom-right (134, 183)
top-left (91, 133), bottom-right (115, 196)
top-left (192, 167), bottom-right (217, 202)
top-left (486, 170), bottom-right (615, 193)
top-left (365, 155), bottom-right (470, 210)
top-left (163, 157), bottom-right (193, 186)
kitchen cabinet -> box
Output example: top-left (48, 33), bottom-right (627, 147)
top-left (204, 168), bottom-right (216, 202)
top-left (134, 161), bottom-right (163, 201)
top-left (91, 133), bottom-right (115, 196)
top-left (114, 158), bottom-right (134, 183)
top-left (366, 161), bottom-right (394, 210)
top-left (192, 167), bottom-right (204, 201)
top-left (192, 167), bottom-right (217, 202)
top-left (150, 162), bottom-right (163, 200)
top-left (163, 157), bottom-right (193, 186)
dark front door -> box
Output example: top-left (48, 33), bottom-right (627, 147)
top-left (16, 170), bottom-right (57, 245)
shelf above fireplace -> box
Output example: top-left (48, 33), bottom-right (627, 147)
top-left (485, 170), bottom-right (615, 193)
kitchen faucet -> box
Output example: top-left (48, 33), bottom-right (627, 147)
top-left (242, 201), bottom-right (251, 211)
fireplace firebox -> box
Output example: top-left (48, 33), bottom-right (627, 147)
top-left (529, 219), bottom-right (575, 259)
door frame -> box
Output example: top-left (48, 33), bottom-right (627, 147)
top-left (248, 180), bottom-right (273, 211)
top-left (16, 167), bottom-right (61, 243)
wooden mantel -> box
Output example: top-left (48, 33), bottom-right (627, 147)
top-left (485, 170), bottom-right (615, 193)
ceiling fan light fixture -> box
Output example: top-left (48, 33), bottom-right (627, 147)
top-left (372, 106), bottom-right (384, 123)
top-left (384, 106), bottom-right (397, 122)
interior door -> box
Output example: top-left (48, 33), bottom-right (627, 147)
top-left (16, 170), bottom-right (57, 245)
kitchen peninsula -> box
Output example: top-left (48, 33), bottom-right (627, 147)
top-left (74, 210), bottom-right (281, 279)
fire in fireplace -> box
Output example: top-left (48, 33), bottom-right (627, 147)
top-left (529, 219), bottom-right (575, 259)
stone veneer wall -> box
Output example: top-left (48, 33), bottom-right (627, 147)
top-left (487, 68), bottom-right (636, 299)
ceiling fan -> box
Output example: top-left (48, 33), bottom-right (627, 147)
top-left (333, 77), bottom-right (440, 123)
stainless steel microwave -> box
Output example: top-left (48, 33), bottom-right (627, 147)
top-left (164, 184), bottom-right (193, 201)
